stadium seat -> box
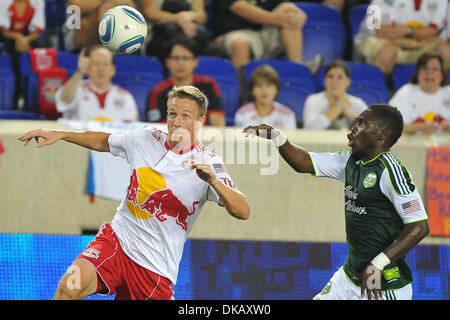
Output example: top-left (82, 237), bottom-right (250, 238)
top-left (113, 73), bottom-right (165, 121)
top-left (113, 56), bottom-right (165, 121)
top-left (243, 59), bottom-right (316, 121)
top-left (314, 61), bottom-right (389, 106)
top-left (349, 4), bottom-right (369, 37)
top-left (0, 110), bottom-right (44, 120)
top-left (294, 2), bottom-right (347, 64)
top-left (0, 70), bottom-right (15, 110)
top-left (392, 64), bottom-right (415, 91)
top-left (57, 51), bottom-right (78, 76)
top-left (114, 55), bottom-right (164, 75)
top-left (195, 56), bottom-right (241, 126)
top-left (0, 53), bottom-right (13, 72)
top-left (45, 0), bottom-right (67, 29)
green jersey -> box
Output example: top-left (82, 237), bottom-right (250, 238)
top-left (309, 149), bottom-right (428, 290)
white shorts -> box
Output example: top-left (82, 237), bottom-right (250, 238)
top-left (220, 26), bottom-right (283, 60)
top-left (313, 267), bottom-right (413, 300)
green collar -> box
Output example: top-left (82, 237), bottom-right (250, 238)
top-left (360, 151), bottom-right (391, 166)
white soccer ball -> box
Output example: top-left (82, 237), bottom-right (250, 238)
top-left (98, 5), bottom-right (147, 54)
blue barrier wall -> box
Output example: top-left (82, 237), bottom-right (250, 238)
top-left (0, 234), bottom-right (448, 300)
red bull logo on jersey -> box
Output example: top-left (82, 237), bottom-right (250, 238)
top-left (126, 167), bottom-right (199, 231)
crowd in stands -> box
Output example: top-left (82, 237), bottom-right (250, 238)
top-left (0, 0), bottom-right (449, 135)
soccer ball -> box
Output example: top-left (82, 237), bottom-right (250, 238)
top-left (98, 5), bottom-right (147, 54)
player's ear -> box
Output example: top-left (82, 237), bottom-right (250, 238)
top-left (378, 127), bottom-right (391, 144)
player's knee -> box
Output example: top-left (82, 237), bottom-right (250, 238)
top-left (231, 37), bottom-right (251, 67)
top-left (53, 262), bottom-right (97, 300)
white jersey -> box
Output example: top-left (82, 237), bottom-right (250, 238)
top-left (55, 80), bottom-right (139, 122)
top-left (234, 101), bottom-right (297, 129)
top-left (0, 0), bottom-right (45, 33)
top-left (302, 92), bottom-right (368, 130)
top-left (355, 0), bottom-right (448, 46)
top-left (389, 83), bottom-right (450, 124)
top-left (108, 126), bottom-right (239, 284)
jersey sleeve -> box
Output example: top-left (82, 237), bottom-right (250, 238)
top-left (308, 148), bottom-right (352, 183)
top-left (29, 0), bottom-right (46, 32)
top-left (55, 84), bottom-right (81, 114)
top-left (206, 156), bottom-right (240, 206)
top-left (389, 85), bottom-right (415, 124)
top-left (428, 0), bottom-right (447, 29)
top-left (0, 1), bottom-right (11, 29)
top-left (302, 94), bottom-right (331, 130)
top-left (233, 108), bottom-right (245, 127)
top-left (125, 92), bottom-right (139, 121)
top-left (108, 128), bottom-right (141, 161)
top-left (379, 169), bottom-right (428, 224)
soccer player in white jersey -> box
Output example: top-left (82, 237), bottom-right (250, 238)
top-left (18, 86), bottom-right (250, 300)
top-left (243, 104), bottom-right (429, 300)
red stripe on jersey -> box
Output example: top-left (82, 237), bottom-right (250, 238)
top-left (414, 0), bottom-right (422, 11)
top-left (87, 85), bottom-right (112, 109)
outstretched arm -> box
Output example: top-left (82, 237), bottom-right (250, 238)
top-left (242, 124), bottom-right (314, 174)
top-left (18, 129), bottom-right (111, 152)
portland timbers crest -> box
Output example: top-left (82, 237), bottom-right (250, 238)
top-left (363, 172), bottom-right (377, 188)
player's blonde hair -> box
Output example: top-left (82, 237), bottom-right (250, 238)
top-left (167, 86), bottom-right (208, 117)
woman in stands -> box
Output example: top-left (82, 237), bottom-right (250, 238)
top-left (389, 53), bottom-right (450, 134)
top-left (302, 60), bottom-right (367, 130)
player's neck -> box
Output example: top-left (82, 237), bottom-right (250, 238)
top-left (361, 148), bottom-right (390, 163)
top-left (89, 81), bottom-right (111, 93)
top-left (255, 101), bottom-right (273, 116)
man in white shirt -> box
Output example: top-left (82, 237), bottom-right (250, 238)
top-left (18, 86), bottom-right (250, 300)
top-left (55, 45), bottom-right (139, 122)
top-left (354, 0), bottom-right (450, 74)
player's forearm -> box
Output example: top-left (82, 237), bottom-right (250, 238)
top-left (383, 220), bottom-right (429, 263)
top-left (278, 141), bottom-right (314, 174)
top-left (211, 181), bottom-right (250, 220)
top-left (62, 131), bottom-right (111, 152)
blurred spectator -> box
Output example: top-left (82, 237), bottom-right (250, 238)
top-left (354, 0), bottom-right (450, 76)
top-left (234, 64), bottom-right (296, 129)
top-left (303, 60), bottom-right (367, 130)
top-left (140, 0), bottom-right (219, 61)
top-left (55, 45), bottom-right (139, 122)
top-left (0, 0), bottom-right (46, 109)
top-left (63, 0), bottom-right (137, 53)
top-left (211, 0), bottom-right (323, 75)
top-left (389, 53), bottom-right (450, 134)
top-left (147, 36), bottom-right (225, 126)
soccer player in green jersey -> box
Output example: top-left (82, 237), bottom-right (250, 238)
top-left (243, 104), bottom-right (429, 300)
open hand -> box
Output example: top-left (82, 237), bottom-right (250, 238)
top-left (242, 124), bottom-right (280, 140)
top-left (17, 129), bottom-right (63, 148)
top-left (353, 264), bottom-right (384, 300)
